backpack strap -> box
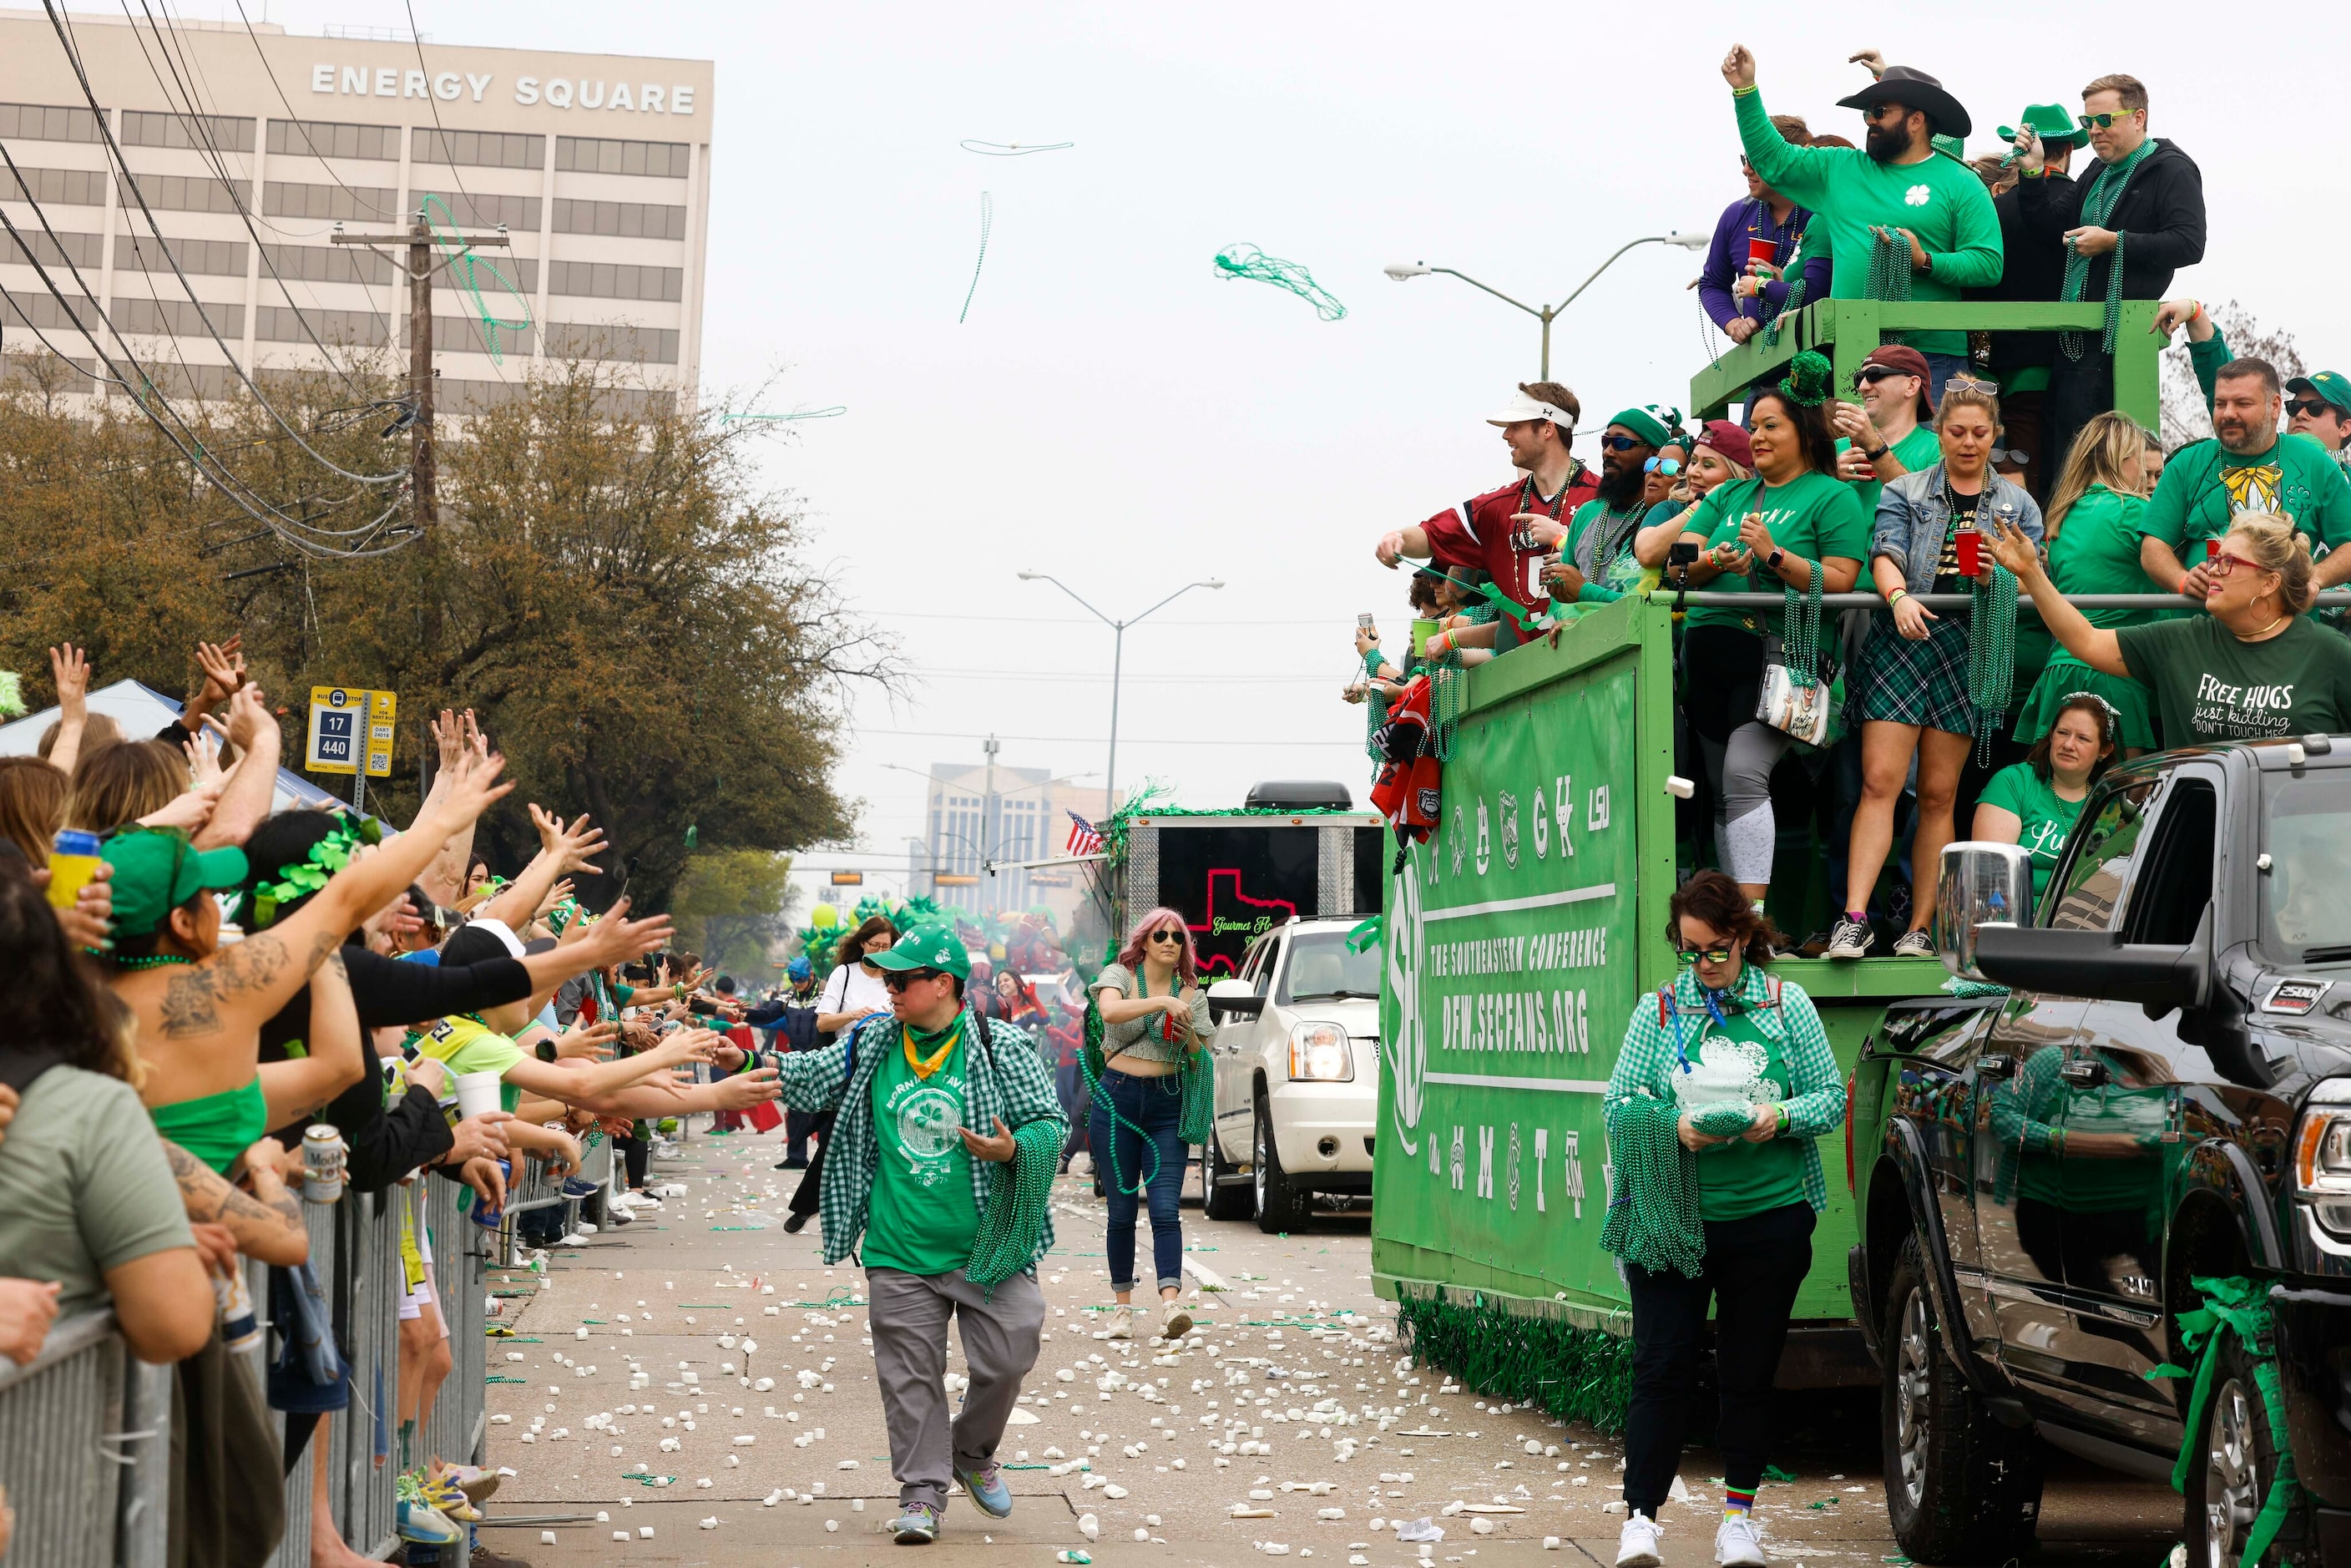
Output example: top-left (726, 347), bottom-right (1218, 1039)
top-left (973, 1005), bottom-right (996, 1064)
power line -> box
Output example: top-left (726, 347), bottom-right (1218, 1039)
top-left (855, 727), bottom-right (1360, 747)
top-left (227, 0), bottom-right (400, 221)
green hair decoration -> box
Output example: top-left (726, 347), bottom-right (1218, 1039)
top-left (1777, 350), bottom-right (1833, 408)
top-left (244, 817), bottom-right (380, 927)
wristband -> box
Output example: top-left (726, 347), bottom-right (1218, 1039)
top-left (1888, 588), bottom-right (1909, 605)
top-left (1775, 1104), bottom-right (1789, 1133)
top-left (2187, 298), bottom-right (2205, 323)
top-left (1732, 83), bottom-right (1758, 97)
top-left (1863, 444), bottom-right (1889, 462)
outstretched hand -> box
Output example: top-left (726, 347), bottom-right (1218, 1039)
top-left (959, 1115), bottom-right (1019, 1163)
top-left (1721, 43), bottom-right (1756, 90)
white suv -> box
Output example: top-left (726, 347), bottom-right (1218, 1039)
top-left (1202, 915), bottom-right (1381, 1231)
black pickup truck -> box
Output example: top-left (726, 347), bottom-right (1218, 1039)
top-left (1849, 736), bottom-right (2351, 1568)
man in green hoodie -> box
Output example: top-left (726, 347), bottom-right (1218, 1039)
top-left (1722, 44), bottom-right (2000, 406)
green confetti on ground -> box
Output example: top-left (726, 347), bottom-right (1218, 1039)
top-left (485, 1375), bottom-right (527, 1384)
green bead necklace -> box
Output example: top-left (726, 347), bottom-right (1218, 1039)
top-left (111, 953), bottom-right (194, 970)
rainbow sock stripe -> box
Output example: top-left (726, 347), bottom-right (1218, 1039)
top-left (1723, 1486), bottom-right (1756, 1521)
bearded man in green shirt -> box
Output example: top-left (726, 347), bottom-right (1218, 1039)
top-left (2140, 357), bottom-right (2351, 602)
top-left (769, 923), bottom-right (1068, 1545)
top-left (1722, 45), bottom-right (2000, 407)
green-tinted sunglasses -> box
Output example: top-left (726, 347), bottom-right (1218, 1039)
top-left (2076, 110), bottom-right (2136, 130)
top-left (1676, 946), bottom-right (1737, 966)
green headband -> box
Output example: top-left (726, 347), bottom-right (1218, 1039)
top-left (242, 816), bottom-right (381, 927)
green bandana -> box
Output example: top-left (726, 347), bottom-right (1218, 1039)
top-left (2060, 138), bottom-right (2158, 360)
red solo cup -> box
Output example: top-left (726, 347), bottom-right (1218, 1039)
top-left (1955, 527), bottom-right (1981, 577)
top-left (2207, 537), bottom-right (2221, 563)
top-left (1747, 238), bottom-right (1777, 266)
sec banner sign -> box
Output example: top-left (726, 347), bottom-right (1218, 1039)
top-left (306, 686), bottom-right (397, 778)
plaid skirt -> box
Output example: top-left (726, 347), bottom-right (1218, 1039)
top-left (1851, 611), bottom-right (1975, 735)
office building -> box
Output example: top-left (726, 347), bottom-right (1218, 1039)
top-left (0, 10), bottom-right (711, 412)
top-left (910, 756), bottom-right (1117, 933)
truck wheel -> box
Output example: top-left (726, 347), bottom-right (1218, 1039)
top-left (1204, 1128), bottom-right (1254, 1221)
top-left (1253, 1095), bottom-right (1308, 1233)
top-left (1882, 1237), bottom-right (2040, 1564)
top-left (2186, 1337), bottom-right (2303, 1568)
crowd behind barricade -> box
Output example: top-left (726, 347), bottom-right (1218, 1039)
top-left (1356, 41), bottom-right (2351, 961)
top-left (0, 637), bottom-right (801, 1566)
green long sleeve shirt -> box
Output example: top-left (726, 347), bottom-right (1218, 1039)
top-left (1734, 87), bottom-right (2003, 359)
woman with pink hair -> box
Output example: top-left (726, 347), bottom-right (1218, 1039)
top-left (1089, 907), bottom-right (1211, 1341)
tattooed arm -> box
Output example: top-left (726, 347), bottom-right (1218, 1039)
top-left (164, 1138), bottom-right (308, 1267)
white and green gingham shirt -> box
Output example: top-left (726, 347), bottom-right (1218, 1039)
top-left (774, 1006), bottom-right (1068, 1271)
top-left (1603, 964), bottom-right (1846, 1214)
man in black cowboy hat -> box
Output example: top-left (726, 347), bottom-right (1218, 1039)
top-left (2013, 73), bottom-right (2205, 501)
top-left (1721, 44), bottom-right (2000, 406)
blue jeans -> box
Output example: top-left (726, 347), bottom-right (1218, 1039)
top-left (1921, 351), bottom-right (1970, 410)
top-left (1090, 1067), bottom-right (1186, 1293)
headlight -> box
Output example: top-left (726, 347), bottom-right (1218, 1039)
top-left (2295, 1105), bottom-right (2351, 1237)
top-left (1288, 1022), bottom-right (1354, 1082)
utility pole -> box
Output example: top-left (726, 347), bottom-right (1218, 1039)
top-left (331, 216), bottom-right (511, 527)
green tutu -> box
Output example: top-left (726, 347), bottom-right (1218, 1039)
top-left (2010, 655), bottom-right (2156, 751)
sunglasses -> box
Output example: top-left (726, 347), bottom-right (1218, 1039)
top-left (1676, 946), bottom-right (1737, 966)
top-left (1863, 103), bottom-right (1911, 122)
top-left (1599, 434), bottom-right (1648, 453)
top-left (2076, 110), bottom-right (2136, 129)
top-left (882, 968), bottom-right (945, 992)
top-left (1644, 456), bottom-right (1682, 476)
top-left (1853, 366), bottom-right (1914, 387)
top-left (1989, 446), bottom-right (2031, 465)
top-left (2288, 399), bottom-right (2341, 419)
top-left (1147, 929), bottom-right (1185, 945)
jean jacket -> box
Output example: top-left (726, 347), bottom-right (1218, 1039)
top-left (1873, 464), bottom-right (2045, 597)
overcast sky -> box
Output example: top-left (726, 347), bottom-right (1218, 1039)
top-left (223, 0), bottom-right (2351, 909)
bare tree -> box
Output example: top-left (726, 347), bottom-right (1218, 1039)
top-left (2160, 300), bottom-right (2306, 449)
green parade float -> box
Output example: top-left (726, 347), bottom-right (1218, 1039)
top-left (1370, 298), bottom-right (2162, 1430)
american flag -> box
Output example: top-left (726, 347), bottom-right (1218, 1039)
top-left (1064, 811), bottom-right (1105, 857)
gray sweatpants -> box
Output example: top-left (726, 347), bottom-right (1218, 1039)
top-left (867, 1267), bottom-right (1046, 1513)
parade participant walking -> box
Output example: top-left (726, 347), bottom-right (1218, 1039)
top-left (767, 923), bottom-right (1068, 1546)
top-left (1089, 908), bottom-right (1213, 1343)
top-left (1990, 512), bottom-right (2351, 750)
top-left (1374, 384), bottom-right (1600, 645)
top-left (1722, 44), bottom-right (2001, 402)
top-left (1604, 873), bottom-right (1845, 1568)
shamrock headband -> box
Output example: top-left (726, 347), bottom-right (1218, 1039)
top-left (240, 815), bottom-right (382, 928)
top-left (1777, 350), bottom-right (1834, 408)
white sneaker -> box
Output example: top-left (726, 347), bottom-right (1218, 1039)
top-left (1716, 1514), bottom-right (1767, 1567)
top-left (1106, 1305), bottom-right (1134, 1340)
top-left (1162, 1301), bottom-right (1194, 1340)
top-left (1891, 928), bottom-right (1936, 959)
top-left (1615, 1512), bottom-right (1662, 1568)
top-left (1824, 915), bottom-right (1873, 960)
top-left (607, 1206), bottom-right (635, 1227)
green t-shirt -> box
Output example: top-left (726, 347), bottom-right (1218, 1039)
top-left (1837, 422), bottom-right (1943, 520)
top-left (2048, 484), bottom-right (2163, 629)
top-left (417, 1014), bottom-right (528, 1114)
top-left (0, 1067), bottom-right (195, 1318)
top-left (1734, 90), bottom-right (2003, 358)
top-left (1668, 1007), bottom-right (1807, 1222)
top-left (2139, 433), bottom-right (2351, 563)
top-left (863, 1025), bottom-right (978, 1276)
top-left (1561, 498), bottom-right (1652, 603)
top-left (1681, 470), bottom-right (1872, 637)
top-left (1976, 762), bottom-right (2089, 898)
top-left (2114, 614), bottom-right (2351, 749)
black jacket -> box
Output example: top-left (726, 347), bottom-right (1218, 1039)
top-left (2016, 138), bottom-right (2205, 306)
top-left (1969, 172), bottom-right (2073, 377)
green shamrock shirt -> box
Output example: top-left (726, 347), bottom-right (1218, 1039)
top-left (862, 1027), bottom-right (979, 1275)
top-left (2140, 433), bottom-right (2351, 566)
top-left (1680, 471), bottom-right (1872, 638)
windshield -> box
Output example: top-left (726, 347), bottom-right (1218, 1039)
top-left (1276, 928), bottom-right (1382, 1004)
top-left (2262, 773), bottom-right (2351, 964)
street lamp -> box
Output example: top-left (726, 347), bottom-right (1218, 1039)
top-left (1015, 571), bottom-right (1224, 812)
top-left (880, 761), bottom-right (1100, 893)
top-left (1384, 232), bottom-right (1709, 380)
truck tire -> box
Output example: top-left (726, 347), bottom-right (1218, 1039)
top-left (2186, 1335), bottom-right (2306, 1568)
top-left (1253, 1095), bottom-right (1309, 1233)
top-left (1882, 1237), bottom-right (2040, 1564)
top-left (1204, 1127), bottom-right (1254, 1221)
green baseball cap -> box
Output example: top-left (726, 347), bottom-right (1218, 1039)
top-left (102, 827), bottom-right (248, 938)
top-left (867, 922), bottom-right (971, 981)
top-left (2288, 372), bottom-right (2351, 416)
top-left (1998, 103), bottom-right (2089, 150)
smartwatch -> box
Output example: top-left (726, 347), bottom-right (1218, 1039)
top-left (1766, 548), bottom-right (1786, 572)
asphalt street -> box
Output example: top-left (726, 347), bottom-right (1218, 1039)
top-left (463, 1125), bottom-right (2182, 1567)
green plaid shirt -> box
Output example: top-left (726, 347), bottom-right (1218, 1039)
top-left (775, 1006), bottom-right (1068, 1270)
top-left (1604, 964), bottom-right (1846, 1214)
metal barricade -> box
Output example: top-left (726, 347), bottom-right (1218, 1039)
top-left (424, 1176), bottom-right (487, 1474)
top-left (324, 1188), bottom-right (402, 1560)
top-left (0, 1310), bottom-right (167, 1568)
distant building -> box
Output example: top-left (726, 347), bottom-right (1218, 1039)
top-left (0, 12), bottom-right (711, 413)
top-left (908, 756), bottom-right (1117, 938)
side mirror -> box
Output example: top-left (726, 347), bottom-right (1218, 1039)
top-left (1206, 978), bottom-right (1265, 1022)
top-left (1933, 842), bottom-right (2036, 982)
top-left (1972, 925), bottom-right (2205, 1009)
